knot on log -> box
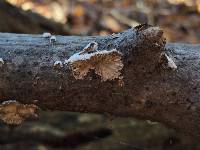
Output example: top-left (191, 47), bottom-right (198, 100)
top-left (125, 24), bottom-right (175, 76)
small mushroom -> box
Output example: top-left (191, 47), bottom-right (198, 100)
top-left (50, 36), bottom-right (57, 43)
top-left (42, 32), bottom-right (51, 38)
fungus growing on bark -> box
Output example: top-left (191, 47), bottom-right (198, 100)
top-left (50, 36), bottom-right (56, 43)
top-left (159, 53), bottom-right (177, 70)
top-left (42, 32), bottom-right (51, 38)
top-left (65, 42), bottom-right (123, 81)
top-left (53, 61), bottom-right (63, 69)
top-left (0, 100), bottom-right (39, 125)
top-left (0, 58), bottom-right (4, 67)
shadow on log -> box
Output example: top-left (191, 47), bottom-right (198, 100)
top-left (0, 127), bottom-right (112, 148)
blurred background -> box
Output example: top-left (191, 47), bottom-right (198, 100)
top-left (0, 0), bottom-right (200, 149)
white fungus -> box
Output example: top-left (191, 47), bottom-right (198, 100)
top-left (54, 61), bottom-right (63, 68)
top-left (165, 54), bottom-right (177, 70)
top-left (0, 58), bottom-right (4, 67)
top-left (65, 49), bottom-right (119, 64)
top-left (0, 58), bottom-right (4, 64)
top-left (42, 32), bottom-right (51, 38)
top-left (2, 100), bottom-right (17, 105)
top-left (50, 36), bottom-right (57, 43)
top-left (159, 53), bottom-right (177, 70)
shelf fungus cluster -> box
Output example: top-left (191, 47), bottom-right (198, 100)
top-left (65, 42), bottom-right (124, 81)
top-left (0, 100), bottom-right (39, 125)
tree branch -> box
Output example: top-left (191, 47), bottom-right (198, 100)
top-left (0, 0), bottom-right (69, 34)
top-left (0, 25), bottom-right (200, 138)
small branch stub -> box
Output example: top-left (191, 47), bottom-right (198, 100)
top-left (139, 26), bottom-right (163, 42)
top-left (65, 42), bottom-right (124, 81)
top-left (0, 100), bottom-right (39, 125)
top-left (137, 26), bottom-right (165, 48)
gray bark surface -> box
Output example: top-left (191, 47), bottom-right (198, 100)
top-left (0, 26), bottom-right (200, 138)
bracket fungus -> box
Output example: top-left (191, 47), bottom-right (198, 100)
top-left (42, 32), bottom-right (51, 38)
top-left (0, 58), bottom-right (4, 67)
top-left (0, 100), bottom-right (39, 125)
top-left (159, 53), bottom-right (177, 70)
top-left (65, 42), bottom-right (124, 81)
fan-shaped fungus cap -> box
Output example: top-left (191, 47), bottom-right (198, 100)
top-left (65, 45), bottom-right (123, 81)
top-left (0, 100), bottom-right (39, 125)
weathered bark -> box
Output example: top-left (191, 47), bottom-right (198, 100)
top-left (0, 25), bottom-right (200, 139)
top-left (0, 0), bottom-right (69, 34)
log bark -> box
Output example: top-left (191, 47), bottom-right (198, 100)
top-left (0, 25), bottom-right (200, 138)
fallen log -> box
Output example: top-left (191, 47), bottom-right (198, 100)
top-left (0, 24), bottom-right (200, 138)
